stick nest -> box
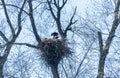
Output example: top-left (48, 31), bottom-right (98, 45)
top-left (38, 38), bottom-right (72, 66)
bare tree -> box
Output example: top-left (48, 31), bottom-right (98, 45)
top-left (97, 0), bottom-right (120, 78)
top-left (26, 0), bottom-right (77, 78)
top-left (0, 0), bottom-right (77, 77)
top-left (2, 0), bottom-right (119, 78)
top-left (0, 0), bottom-right (26, 77)
top-left (45, 0), bottom-right (77, 78)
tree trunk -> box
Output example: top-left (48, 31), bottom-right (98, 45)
top-left (97, 50), bottom-right (108, 78)
top-left (97, 1), bottom-right (120, 77)
top-left (0, 67), bottom-right (4, 78)
top-left (0, 44), bottom-right (12, 78)
top-left (0, 58), bottom-right (4, 78)
top-left (51, 65), bottom-right (59, 78)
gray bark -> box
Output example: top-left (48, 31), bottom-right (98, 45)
top-left (97, 1), bottom-right (120, 78)
top-left (51, 65), bottom-right (59, 78)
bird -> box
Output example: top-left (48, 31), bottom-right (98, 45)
top-left (51, 32), bottom-right (59, 39)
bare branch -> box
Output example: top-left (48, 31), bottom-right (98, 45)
top-left (114, 0), bottom-right (120, 12)
top-left (57, 0), bottom-right (60, 7)
top-left (47, 0), bottom-right (64, 38)
top-left (74, 41), bottom-right (94, 78)
top-left (47, 0), bottom-right (57, 20)
top-left (15, 0), bottom-right (26, 38)
top-left (61, 64), bottom-right (68, 78)
top-left (64, 7), bottom-right (77, 37)
top-left (0, 43), bottom-right (7, 48)
top-left (1, 0), bottom-right (26, 65)
top-left (56, 8), bottom-right (64, 38)
top-left (13, 42), bottom-right (38, 49)
top-left (52, 0), bottom-right (67, 10)
top-left (54, 0), bottom-right (59, 7)
top-left (97, 0), bottom-right (120, 78)
top-left (1, 0), bottom-right (15, 36)
top-left (28, 0), bottom-right (42, 43)
top-left (0, 31), bottom-right (8, 42)
top-left (0, 4), bottom-right (29, 15)
top-left (0, 0), bottom-right (26, 42)
top-left (60, 0), bottom-right (67, 9)
top-left (53, 0), bottom-right (57, 7)
top-left (98, 31), bottom-right (103, 53)
top-left (104, 0), bottom-right (120, 51)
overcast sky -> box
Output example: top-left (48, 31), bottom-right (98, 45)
top-left (70, 0), bottom-right (92, 14)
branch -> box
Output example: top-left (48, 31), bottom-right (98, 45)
top-left (13, 0), bottom-right (26, 39)
top-left (104, 0), bottom-right (120, 50)
top-left (57, 0), bottom-right (60, 7)
top-left (13, 42), bottom-right (38, 49)
top-left (114, 0), bottom-right (120, 12)
top-left (56, 8), bottom-right (64, 38)
top-left (28, 0), bottom-right (42, 43)
top-left (60, 0), bottom-right (67, 9)
top-left (0, 3), bottom-right (29, 15)
top-left (47, 0), bottom-right (76, 39)
top-left (15, 0), bottom-right (26, 38)
top-left (0, 31), bottom-right (8, 42)
top-left (0, 43), bottom-right (7, 48)
top-left (53, 0), bottom-right (58, 8)
top-left (52, 0), bottom-right (67, 9)
top-left (47, 0), bottom-right (64, 38)
top-left (98, 31), bottom-right (103, 53)
top-left (0, 1), bottom-right (26, 65)
top-left (73, 41), bottom-right (94, 78)
top-left (61, 64), bottom-right (68, 78)
top-left (64, 7), bottom-right (77, 37)
top-left (47, 0), bottom-right (57, 20)
top-left (1, 0), bottom-right (15, 36)
top-left (0, 0), bottom-right (26, 42)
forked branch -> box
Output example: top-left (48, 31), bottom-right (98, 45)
top-left (64, 7), bottom-right (77, 37)
top-left (0, 31), bottom-right (8, 42)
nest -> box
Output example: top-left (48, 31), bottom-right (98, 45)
top-left (38, 38), bottom-right (71, 67)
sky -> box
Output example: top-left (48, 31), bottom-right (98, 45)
top-left (70, 0), bottom-right (92, 15)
